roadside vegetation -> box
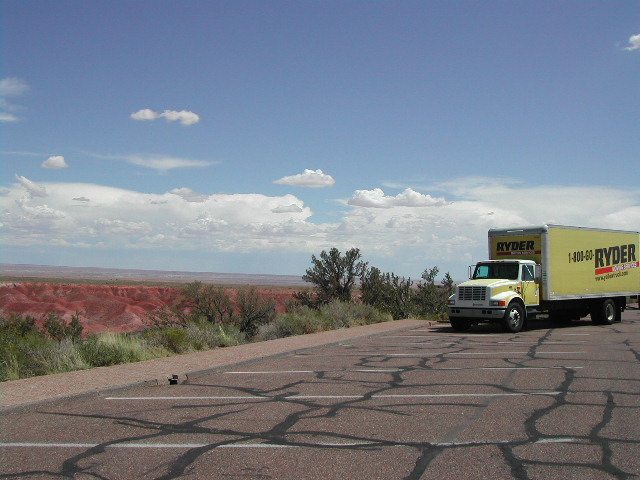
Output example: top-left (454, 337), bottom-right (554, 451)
top-left (1, 247), bottom-right (453, 382)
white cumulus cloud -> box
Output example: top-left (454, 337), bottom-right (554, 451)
top-left (624, 33), bottom-right (640, 51)
top-left (274, 169), bottom-right (336, 188)
top-left (348, 188), bottom-right (448, 208)
top-left (170, 187), bottom-right (208, 203)
top-left (42, 155), bottom-right (68, 169)
top-left (160, 110), bottom-right (200, 125)
top-left (15, 175), bottom-right (47, 198)
top-left (131, 108), bottom-right (200, 125)
top-left (0, 180), bottom-right (314, 251)
top-left (130, 108), bottom-right (159, 121)
top-left (272, 204), bottom-right (304, 213)
top-left (2, 175), bottom-right (639, 280)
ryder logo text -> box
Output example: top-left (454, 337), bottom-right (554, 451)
top-left (594, 244), bottom-right (638, 275)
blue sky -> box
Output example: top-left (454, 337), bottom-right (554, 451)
top-left (1, 1), bottom-right (639, 280)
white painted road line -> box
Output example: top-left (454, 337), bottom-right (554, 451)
top-left (434, 366), bottom-right (583, 371)
top-left (451, 351), bottom-right (587, 355)
top-left (224, 366), bottom-right (582, 375)
top-left (342, 342), bottom-right (586, 346)
top-left (534, 437), bottom-right (587, 444)
top-left (384, 335), bottom-right (439, 338)
top-left (0, 436), bottom-right (586, 449)
top-left (225, 370), bottom-right (317, 374)
top-left (105, 392), bottom-right (561, 401)
top-left (296, 352), bottom-right (586, 357)
top-left (0, 442), bottom-right (295, 449)
top-left (225, 369), bottom-right (405, 374)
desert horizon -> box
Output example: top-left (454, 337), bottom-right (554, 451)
top-left (0, 263), bottom-right (308, 287)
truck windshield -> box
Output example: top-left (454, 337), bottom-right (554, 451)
top-left (473, 263), bottom-right (519, 280)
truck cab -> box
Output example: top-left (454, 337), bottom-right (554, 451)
top-left (447, 259), bottom-right (540, 332)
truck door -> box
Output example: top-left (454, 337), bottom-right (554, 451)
top-left (520, 264), bottom-right (539, 306)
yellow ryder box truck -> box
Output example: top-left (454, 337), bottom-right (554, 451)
top-left (447, 225), bottom-right (640, 332)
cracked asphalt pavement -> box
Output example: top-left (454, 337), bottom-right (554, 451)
top-left (1, 311), bottom-right (639, 479)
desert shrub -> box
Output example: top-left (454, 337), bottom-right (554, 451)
top-left (145, 305), bottom-right (188, 328)
top-left (360, 267), bottom-right (415, 320)
top-left (141, 320), bottom-right (247, 353)
top-left (0, 313), bottom-right (40, 336)
top-left (141, 327), bottom-right (193, 354)
top-left (319, 301), bottom-right (393, 328)
top-left (205, 322), bottom-right (246, 347)
top-left (413, 267), bottom-right (455, 319)
top-left (0, 349), bottom-right (20, 382)
top-left (302, 247), bottom-right (367, 304)
top-left (179, 281), bottom-right (234, 324)
top-left (0, 333), bottom-right (56, 381)
top-left (42, 311), bottom-right (84, 341)
top-left (0, 314), bottom-right (56, 380)
top-left (41, 338), bottom-right (90, 374)
top-left (79, 334), bottom-right (164, 367)
top-left (184, 320), bottom-right (223, 350)
top-left (254, 306), bottom-right (333, 341)
top-left (290, 289), bottom-right (323, 310)
top-left (236, 287), bottom-right (277, 338)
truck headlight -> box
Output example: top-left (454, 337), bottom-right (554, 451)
top-left (447, 299), bottom-right (455, 305)
top-left (490, 300), bottom-right (506, 307)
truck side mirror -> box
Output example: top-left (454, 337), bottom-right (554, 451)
top-left (468, 266), bottom-right (474, 279)
top-left (534, 265), bottom-right (542, 283)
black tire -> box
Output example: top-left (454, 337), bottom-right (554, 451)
top-left (450, 318), bottom-right (472, 332)
top-left (591, 299), bottom-right (618, 325)
top-left (502, 303), bottom-right (525, 333)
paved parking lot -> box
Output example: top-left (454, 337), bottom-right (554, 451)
top-left (1, 311), bottom-right (639, 479)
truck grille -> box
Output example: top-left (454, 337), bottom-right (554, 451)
top-left (458, 286), bottom-right (487, 301)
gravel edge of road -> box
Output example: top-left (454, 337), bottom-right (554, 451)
top-left (0, 319), bottom-right (429, 413)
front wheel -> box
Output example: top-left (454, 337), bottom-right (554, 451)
top-left (503, 303), bottom-right (525, 333)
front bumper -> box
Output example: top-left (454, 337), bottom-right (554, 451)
top-left (447, 307), bottom-right (506, 320)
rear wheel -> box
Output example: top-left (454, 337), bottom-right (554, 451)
top-left (450, 318), bottom-right (472, 332)
top-left (503, 303), bottom-right (525, 333)
top-left (591, 299), bottom-right (618, 325)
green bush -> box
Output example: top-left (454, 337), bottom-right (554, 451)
top-left (204, 322), bottom-right (246, 347)
top-left (141, 327), bottom-right (192, 354)
top-left (42, 311), bottom-right (84, 341)
top-left (302, 247), bottom-right (367, 304)
top-left (413, 267), bottom-right (455, 319)
top-left (1, 333), bottom-right (45, 381)
top-left (254, 306), bottom-right (333, 341)
top-left (0, 313), bottom-right (40, 336)
top-left (41, 339), bottom-right (90, 374)
top-left (236, 287), bottom-right (277, 338)
top-left (79, 334), bottom-right (164, 367)
top-left (179, 281), bottom-right (234, 324)
top-left (360, 267), bottom-right (415, 320)
top-left (320, 301), bottom-right (393, 328)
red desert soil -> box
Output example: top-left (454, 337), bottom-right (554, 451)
top-left (0, 282), bottom-right (298, 335)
